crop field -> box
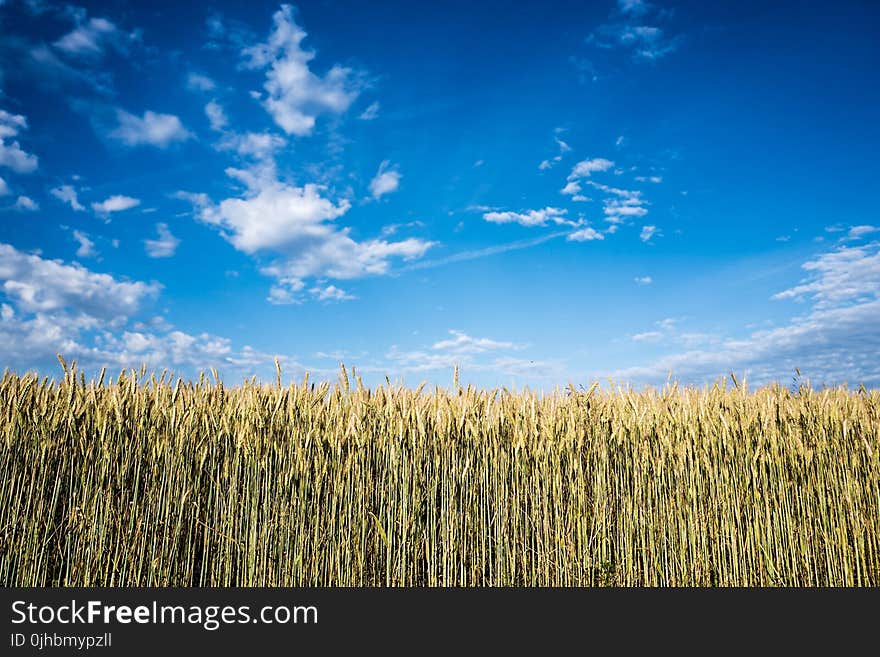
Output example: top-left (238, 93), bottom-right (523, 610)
top-left (1, 362), bottom-right (878, 587)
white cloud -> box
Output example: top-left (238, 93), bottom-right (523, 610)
top-left (587, 0), bottom-right (680, 61)
top-left (109, 109), bottom-right (192, 148)
top-left (632, 330), bottom-right (662, 342)
top-left (0, 244), bottom-right (310, 381)
top-left (0, 176), bottom-right (8, 196)
top-left (310, 284), bottom-right (355, 302)
top-left (635, 175), bottom-right (662, 183)
top-left (0, 241), bottom-right (158, 317)
top-left (639, 225), bottom-right (658, 242)
top-left (187, 72), bottom-right (216, 92)
top-left (567, 227), bottom-right (604, 242)
top-left (615, 242), bottom-right (880, 387)
top-left (14, 195), bottom-right (38, 211)
top-left (568, 157), bottom-right (614, 179)
top-left (197, 172), bottom-right (434, 300)
top-left (845, 225), bottom-right (878, 241)
top-left (484, 207), bottom-right (574, 228)
top-left (91, 195), bottom-right (140, 216)
top-left (539, 136), bottom-right (573, 170)
top-left (205, 100), bottom-right (228, 131)
top-left (50, 184), bottom-right (85, 211)
top-left (144, 223), bottom-right (180, 258)
top-left (382, 331), bottom-right (563, 382)
top-left (53, 13), bottom-right (134, 58)
top-left (217, 131), bottom-right (286, 160)
top-left (172, 190), bottom-right (211, 208)
top-left (0, 109), bottom-right (38, 173)
top-left (358, 101), bottom-right (380, 120)
top-left (201, 180), bottom-right (350, 253)
top-left (432, 329), bottom-right (521, 354)
top-left (618, 0), bottom-right (649, 15)
top-left (606, 197), bottom-right (648, 220)
top-left (772, 241), bottom-right (880, 309)
top-left (589, 23), bottom-right (680, 61)
top-left (72, 230), bottom-right (96, 258)
top-left (369, 160), bottom-right (401, 199)
top-left (242, 4), bottom-right (361, 136)
top-left (634, 275), bottom-right (653, 285)
top-left (560, 181), bottom-right (581, 195)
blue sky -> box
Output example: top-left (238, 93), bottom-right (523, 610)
top-left (0, 0), bottom-right (878, 388)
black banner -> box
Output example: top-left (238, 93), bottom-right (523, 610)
top-left (0, 587), bottom-right (875, 654)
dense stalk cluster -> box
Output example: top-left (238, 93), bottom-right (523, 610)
top-left (1, 362), bottom-right (878, 586)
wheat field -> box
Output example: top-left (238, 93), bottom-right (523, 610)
top-left (1, 360), bottom-right (878, 586)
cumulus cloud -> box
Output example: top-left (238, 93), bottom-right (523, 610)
top-left (196, 170), bottom-right (434, 302)
top-left (0, 242), bottom-right (158, 318)
top-left (484, 207), bottom-right (575, 228)
top-left (0, 176), bottom-right (8, 196)
top-left (200, 181), bottom-right (350, 253)
top-left (0, 109), bottom-right (38, 173)
top-left (109, 109), bottom-right (192, 148)
top-left (50, 184), bottom-right (85, 211)
top-left (567, 227), bottom-right (604, 241)
top-left (92, 195), bottom-right (140, 216)
top-left (144, 223), bottom-right (180, 258)
top-left (368, 160), bottom-right (400, 199)
top-left (0, 243), bottom-right (315, 381)
top-left (634, 275), bottom-right (652, 285)
top-left (242, 4), bottom-right (361, 136)
top-left (310, 284), bottom-right (355, 302)
top-left (568, 157), bottom-right (614, 180)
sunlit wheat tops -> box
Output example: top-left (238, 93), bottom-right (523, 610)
top-left (1, 359), bottom-right (878, 586)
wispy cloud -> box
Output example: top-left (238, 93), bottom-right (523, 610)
top-left (586, 1), bottom-right (682, 61)
top-left (358, 101), bottom-right (380, 121)
top-left (144, 223), bottom-right (180, 258)
top-left (614, 242), bottom-right (880, 387)
top-left (402, 231), bottom-right (568, 272)
top-left (53, 8), bottom-right (139, 59)
top-left (186, 72), bottom-right (216, 92)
